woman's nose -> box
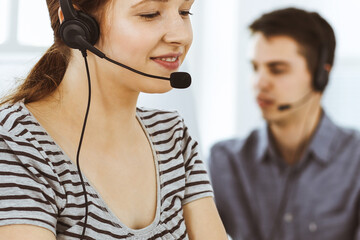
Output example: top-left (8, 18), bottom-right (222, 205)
top-left (162, 14), bottom-right (193, 46)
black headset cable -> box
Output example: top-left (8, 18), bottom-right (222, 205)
top-left (77, 49), bottom-right (91, 239)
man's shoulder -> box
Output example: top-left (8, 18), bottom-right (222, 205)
top-left (318, 114), bottom-right (360, 159)
top-left (333, 123), bottom-right (360, 150)
top-left (323, 113), bottom-right (360, 142)
top-left (335, 120), bottom-right (360, 136)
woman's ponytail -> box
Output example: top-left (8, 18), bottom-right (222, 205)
top-left (1, 0), bottom-right (110, 105)
top-left (1, 43), bottom-right (70, 104)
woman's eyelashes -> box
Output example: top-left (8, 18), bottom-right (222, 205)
top-left (180, 10), bottom-right (193, 17)
top-left (139, 10), bottom-right (193, 20)
top-left (139, 12), bottom-right (161, 20)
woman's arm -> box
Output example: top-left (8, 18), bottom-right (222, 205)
top-left (0, 225), bottom-right (56, 240)
top-left (183, 197), bottom-right (228, 240)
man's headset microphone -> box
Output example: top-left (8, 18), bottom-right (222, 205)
top-left (276, 46), bottom-right (329, 112)
top-left (58, 0), bottom-right (192, 238)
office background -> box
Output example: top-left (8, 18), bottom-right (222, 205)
top-left (0, 0), bottom-right (359, 161)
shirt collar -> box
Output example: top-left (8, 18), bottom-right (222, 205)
top-left (255, 111), bottom-right (338, 164)
top-left (306, 111), bottom-right (338, 164)
top-left (254, 125), bottom-right (271, 163)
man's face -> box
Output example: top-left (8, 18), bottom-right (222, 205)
top-left (250, 33), bottom-right (314, 122)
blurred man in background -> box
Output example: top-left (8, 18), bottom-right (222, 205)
top-left (209, 7), bottom-right (360, 240)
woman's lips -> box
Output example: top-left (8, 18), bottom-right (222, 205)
top-left (151, 57), bottom-right (181, 70)
top-left (151, 53), bottom-right (182, 71)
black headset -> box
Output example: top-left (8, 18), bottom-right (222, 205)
top-left (58, 1), bottom-right (99, 239)
top-left (59, 0), bottom-right (100, 52)
top-left (311, 11), bottom-right (332, 93)
top-left (313, 46), bottom-right (329, 92)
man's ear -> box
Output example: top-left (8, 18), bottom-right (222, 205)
top-left (58, 7), bottom-right (64, 24)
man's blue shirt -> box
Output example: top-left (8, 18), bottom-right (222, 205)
top-left (209, 112), bottom-right (360, 240)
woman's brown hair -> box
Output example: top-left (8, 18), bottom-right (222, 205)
top-left (1, 0), bottom-right (111, 105)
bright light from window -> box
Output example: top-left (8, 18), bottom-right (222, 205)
top-left (18, 0), bottom-right (53, 46)
top-left (0, 0), bottom-right (9, 44)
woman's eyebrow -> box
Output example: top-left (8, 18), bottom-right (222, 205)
top-left (132, 0), bottom-right (168, 9)
top-left (132, 0), bottom-right (191, 9)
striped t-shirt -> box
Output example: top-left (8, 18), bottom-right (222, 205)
top-left (0, 101), bottom-right (213, 239)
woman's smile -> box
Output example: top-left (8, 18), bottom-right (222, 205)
top-left (150, 52), bottom-right (182, 70)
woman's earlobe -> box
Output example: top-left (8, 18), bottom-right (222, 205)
top-left (58, 7), bottom-right (64, 24)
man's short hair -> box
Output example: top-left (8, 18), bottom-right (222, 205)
top-left (249, 8), bottom-right (336, 88)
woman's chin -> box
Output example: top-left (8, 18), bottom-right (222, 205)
top-left (140, 81), bottom-right (173, 94)
top-left (143, 87), bottom-right (173, 94)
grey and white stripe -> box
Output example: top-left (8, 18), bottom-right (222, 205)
top-left (0, 101), bottom-right (213, 239)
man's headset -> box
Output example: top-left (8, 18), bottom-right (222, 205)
top-left (313, 46), bottom-right (329, 92)
top-left (277, 46), bottom-right (329, 111)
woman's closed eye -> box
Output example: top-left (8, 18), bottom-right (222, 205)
top-left (179, 10), bottom-right (193, 17)
top-left (139, 12), bottom-right (160, 20)
top-left (139, 10), bottom-right (193, 20)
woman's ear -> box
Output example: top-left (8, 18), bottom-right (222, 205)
top-left (324, 63), bottom-right (332, 73)
top-left (58, 7), bottom-right (64, 24)
top-left (58, 5), bottom-right (81, 23)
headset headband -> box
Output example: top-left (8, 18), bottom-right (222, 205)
top-left (60, 0), bottom-right (78, 20)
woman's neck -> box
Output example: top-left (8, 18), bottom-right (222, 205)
top-left (26, 52), bottom-right (141, 158)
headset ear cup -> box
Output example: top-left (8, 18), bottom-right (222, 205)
top-left (60, 20), bottom-right (87, 50)
top-left (319, 70), bottom-right (329, 91)
top-left (59, 11), bottom-right (100, 50)
top-left (313, 46), bottom-right (330, 92)
top-left (313, 66), bottom-right (329, 92)
top-left (77, 11), bottom-right (100, 45)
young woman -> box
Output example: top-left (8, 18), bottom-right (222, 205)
top-left (0, 0), bottom-right (227, 239)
